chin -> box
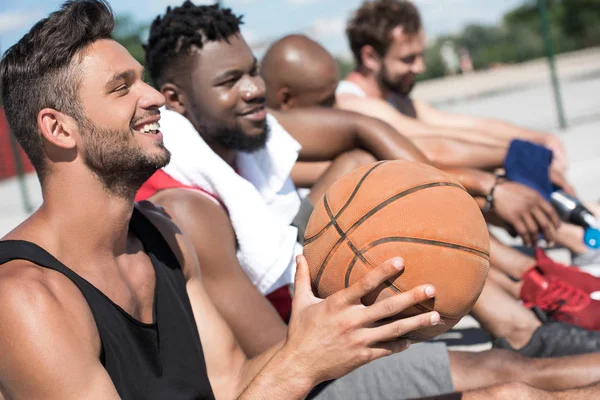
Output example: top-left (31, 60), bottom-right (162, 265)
top-left (146, 146), bottom-right (171, 168)
top-left (240, 117), bottom-right (267, 133)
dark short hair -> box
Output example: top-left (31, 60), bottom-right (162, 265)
top-left (0, 0), bottom-right (115, 179)
top-left (347, 0), bottom-right (422, 66)
top-left (145, 1), bottom-right (243, 88)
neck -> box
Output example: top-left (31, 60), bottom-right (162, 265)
top-left (39, 167), bottom-right (136, 259)
top-left (347, 67), bottom-right (386, 99)
top-left (205, 139), bottom-right (237, 168)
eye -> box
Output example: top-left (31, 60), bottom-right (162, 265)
top-left (219, 77), bottom-right (239, 88)
top-left (400, 55), bottom-right (416, 64)
top-left (113, 83), bottom-right (130, 93)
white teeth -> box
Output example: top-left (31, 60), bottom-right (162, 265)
top-left (138, 122), bottom-right (160, 133)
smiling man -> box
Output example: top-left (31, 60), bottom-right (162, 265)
top-left (0, 1), bottom-right (449, 399)
top-left (134, 2), bottom-right (600, 399)
top-left (336, 0), bottom-right (567, 171)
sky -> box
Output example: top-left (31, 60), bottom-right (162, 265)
top-left (0, 0), bottom-right (525, 59)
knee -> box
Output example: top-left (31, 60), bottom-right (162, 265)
top-left (479, 349), bottom-right (531, 382)
top-left (484, 382), bottom-right (541, 400)
top-left (333, 149), bottom-right (377, 170)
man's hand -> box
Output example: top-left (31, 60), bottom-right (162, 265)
top-left (544, 135), bottom-right (568, 175)
top-left (492, 182), bottom-right (561, 247)
top-left (549, 169), bottom-right (576, 196)
top-left (283, 255), bottom-right (439, 386)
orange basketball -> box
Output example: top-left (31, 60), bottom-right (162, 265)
top-left (303, 160), bottom-right (490, 342)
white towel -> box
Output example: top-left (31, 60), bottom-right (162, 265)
top-left (160, 108), bottom-right (303, 294)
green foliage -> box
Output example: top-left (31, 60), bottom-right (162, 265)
top-left (112, 15), bottom-right (152, 84)
top-left (420, 0), bottom-right (600, 81)
top-left (336, 57), bottom-right (355, 79)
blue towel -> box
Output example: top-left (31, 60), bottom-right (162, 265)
top-left (504, 139), bottom-right (554, 200)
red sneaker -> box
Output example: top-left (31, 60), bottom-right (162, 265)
top-left (521, 267), bottom-right (600, 331)
top-left (533, 248), bottom-right (600, 294)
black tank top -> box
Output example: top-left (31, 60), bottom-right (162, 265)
top-left (387, 92), bottom-right (418, 119)
top-left (0, 209), bottom-right (215, 399)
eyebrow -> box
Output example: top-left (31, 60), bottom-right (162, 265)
top-left (214, 57), bottom-right (258, 82)
top-left (104, 68), bottom-right (144, 91)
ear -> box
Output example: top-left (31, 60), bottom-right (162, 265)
top-left (161, 83), bottom-right (187, 115)
top-left (360, 45), bottom-right (382, 73)
top-left (37, 108), bottom-right (77, 150)
top-left (276, 87), bottom-right (292, 111)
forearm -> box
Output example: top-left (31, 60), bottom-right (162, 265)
top-left (234, 341), bottom-right (288, 397)
top-left (354, 117), bottom-right (430, 164)
top-left (238, 344), bottom-right (314, 400)
top-left (442, 168), bottom-right (496, 197)
top-left (291, 162), bottom-right (331, 189)
top-left (336, 98), bottom-right (504, 147)
top-left (414, 136), bottom-right (506, 169)
top-left (472, 118), bottom-right (549, 145)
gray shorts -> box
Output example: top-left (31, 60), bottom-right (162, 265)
top-left (313, 342), bottom-right (454, 400)
top-left (292, 196), bottom-right (314, 245)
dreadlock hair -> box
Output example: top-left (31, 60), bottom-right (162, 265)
top-left (0, 0), bottom-right (114, 181)
top-left (145, 1), bottom-right (244, 88)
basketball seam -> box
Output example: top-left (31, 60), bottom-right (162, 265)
top-left (344, 236), bottom-right (490, 314)
top-left (313, 182), bottom-right (471, 292)
top-left (362, 237), bottom-right (490, 260)
top-left (304, 161), bottom-right (386, 245)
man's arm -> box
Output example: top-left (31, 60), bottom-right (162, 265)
top-left (0, 263), bottom-right (120, 400)
top-left (439, 169), bottom-right (561, 246)
top-left (150, 189), bottom-right (287, 357)
top-left (412, 136), bottom-right (507, 170)
top-left (335, 94), bottom-right (507, 146)
top-left (270, 108), bottom-right (429, 163)
top-left (137, 202), bottom-right (440, 400)
top-left (414, 99), bottom-right (550, 145)
top-left (291, 161), bottom-right (331, 188)
top-left (413, 99), bottom-right (568, 172)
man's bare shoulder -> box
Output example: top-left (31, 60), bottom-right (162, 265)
top-left (0, 258), bottom-right (99, 351)
top-left (0, 258), bottom-right (95, 323)
top-left (143, 190), bottom-right (238, 277)
top-left (148, 188), bottom-right (232, 234)
top-left (336, 92), bottom-right (385, 108)
top-left (135, 196), bottom-right (223, 281)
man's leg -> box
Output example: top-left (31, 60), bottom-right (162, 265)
top-left (462, 381), bottom-right (600, 400)
top-left (489, 236), bottom-right (535, 279)
top-left (471, 275), bottom-right (541, 350)
top-left (487, 266), bottom-right (521, 299)
top-left (449, 349), bottom-right (600, 393)
top-left (312, 343), bottom-right (454, 400)
top-left (313, 345), bottom-right (600, 400)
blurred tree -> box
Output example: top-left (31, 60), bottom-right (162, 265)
top-left (418, 0), bottom-right (600, 80)
top-left (336, 57), bottom-right (355, 78)
top-left (112, 15), bottom-right (152, 83)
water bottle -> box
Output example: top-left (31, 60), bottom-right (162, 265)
top-left (550, 190), bottom-right (600, 249)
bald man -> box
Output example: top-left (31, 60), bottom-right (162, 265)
top-left (261, 34), bottom-right (589, 246)
top-left (262, 34), bottom-right (339, 109)
top-left (261, 34), bottom-right (510, 171)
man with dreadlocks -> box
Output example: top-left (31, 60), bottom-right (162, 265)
top-left (0, 0), bottom-right (446, 399)
top-left (137, 1), bottom-right (600, 400)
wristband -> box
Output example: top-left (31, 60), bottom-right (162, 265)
top-left (483, 173), bottom-right (504, 213)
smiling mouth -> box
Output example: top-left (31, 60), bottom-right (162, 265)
top-left (133, 122), bottom-right (161, 135)
top-left (239, 107), bottom-right (267, 121)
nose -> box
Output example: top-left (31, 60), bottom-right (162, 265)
top-left (413, 55), bottom-right (426, 74)
top-left (138, 81), bottom-right (166, 110)
top-left (240, 75), bottom-right (266, 102)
